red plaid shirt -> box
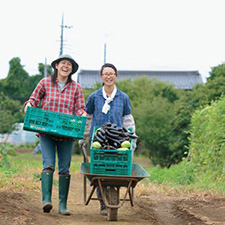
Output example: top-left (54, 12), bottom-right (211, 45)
top-left (28, 76), bottom-right (85, 115)
top-left (26, 76), bottom-right (86, 141)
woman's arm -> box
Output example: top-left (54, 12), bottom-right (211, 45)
top-left (24, 78), bottom-right (45, 113)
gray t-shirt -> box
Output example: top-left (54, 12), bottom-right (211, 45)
top-left (58, 81), bottom-right (66, 90)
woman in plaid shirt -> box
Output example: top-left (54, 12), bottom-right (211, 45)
top-left (24, 54), bottom-right (86, 215)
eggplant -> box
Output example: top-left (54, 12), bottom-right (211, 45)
top-left (94, 123), bottom-right (139, 149)
top-left (107, 136), bottom-right (121, 147)
top-left (117, 127), bottom-right (123, 132)
top-left (107, 128), bottom-right (122, 135)
top-left (105, 122), bottom-right (112, 127)
top-left (98, 128), bottom-right (106, 135)
top-left (119, 132), bottom-right (128, 137)
top-left (105, 129), bottom-right (119, 139)
top-left (123, 127), bottom-right (129, 133)
top-left (94, 135), bottom-right (105, 144)
top-left (112, 142), bottom-right (120, 148)
top-left (101, 143), bottom-right (107, 149)
top-left (126, 133), bottom-right (138, 139)
top-left (111, 123), bottom-right (117, 128)
top-left (117, 136), bottom-right (130, 143)
top-left (108, 145), bottom-right (117, 150)
top-left (96, 130), bottom-right (106, 140)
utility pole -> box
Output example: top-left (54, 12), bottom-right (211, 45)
top-left (59, 13), bottom-right (73, 55)
top-left (104, 43), bottom-right (107, 64)
top-left (103, 34), bottom-right (109, 64)
top-left (44, 58), bottom-right (47, 78)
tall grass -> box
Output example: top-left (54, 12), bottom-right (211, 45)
top-left (0, 150), bottom-right (83, 192)
top-left (1, 149), bottom-right (224, 196)
top-left (146, 160), bottom-right (225, 196)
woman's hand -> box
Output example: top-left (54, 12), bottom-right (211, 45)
top-left (81, 111), bottom-right (87, 117)
top-left (24, 102), bottom-right (32, 113)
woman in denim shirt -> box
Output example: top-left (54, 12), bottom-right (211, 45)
top-left (80, 63), bottom-right (136, 215)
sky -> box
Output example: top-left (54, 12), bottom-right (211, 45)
top-left (0, 0), bottom-right (225, 82)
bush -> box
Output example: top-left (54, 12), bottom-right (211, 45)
top-left (189, 95), bottom-right (225, 177)
top-left (0, 142), bottom-right (16, 169)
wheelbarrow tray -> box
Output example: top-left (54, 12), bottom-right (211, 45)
top-left (80, 162), bottom-right (150, 187)
top-left (80, 162), bottom-right (150, 221)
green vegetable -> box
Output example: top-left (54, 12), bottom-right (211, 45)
top-left (92, 141), bottom-right (101, 149)
top-left (121, 140), bottom-right (131, 149)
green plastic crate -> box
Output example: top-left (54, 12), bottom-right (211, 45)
top-left (23, 107), bottom-right (86, 139)
top-left (91, 161), bottom-right (132, 176)
top-left (90, 149), bottom-right (132, 176)
top-left (90, 126), bottom-right (133, 176)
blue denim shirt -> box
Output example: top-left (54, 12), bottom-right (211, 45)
top-left (86, 87), bottom-right (131, 138)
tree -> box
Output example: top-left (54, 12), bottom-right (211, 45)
top-left (119, 77), bottom-right (181, 167)
top-left (207, 63), bottom-right (225, 81)
top-left (0, 92), bottom-right (21, 168)
top-left (133, 96), bottom-right (176, 167)
top-left (0, 92), bottom-right (22, 134)
top-left (116, 76), bottom-right (179, 107)
top-left (205, 76), bottom-right (225, 103)
top-left (200, 63), bottom-right (225, 103)
top-left (189, 95), bottom-right (225, 181)
top-left (83, 82), bottom-right (102, 102)
top-left (83, 70), bottom-right (225, 167)
top-left (1, 57), bottom-right (47, 103)
top-left (2, 57), bottom-right (30, 103)
top-left (38, 63), bottom-right (52, 77)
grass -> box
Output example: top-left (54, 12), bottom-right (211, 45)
top-left (0, 150), bottom-right (84, 192)
top-left (146, 160), bottom-right (225, 196)
top-left (0, 149), bottom-right (224, 197)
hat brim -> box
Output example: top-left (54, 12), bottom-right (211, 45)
top-left (51, 57), bottom-right (79, 75)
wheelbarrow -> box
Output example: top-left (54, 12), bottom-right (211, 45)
top-left (80, 146), bottom-right (150, 221)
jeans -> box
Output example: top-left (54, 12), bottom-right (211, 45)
top-left (96, 186), bottom-right (106, 210)
top-left (39, 136), bottom-right (73, 175)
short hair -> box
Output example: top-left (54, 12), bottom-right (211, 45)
top-left (100, 63), bottom-right (118, 76)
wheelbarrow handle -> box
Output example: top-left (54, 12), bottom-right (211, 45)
top-left (81, 145), bottom-right (89, 203)
top-left (82, 146), bottom-right (89, 163)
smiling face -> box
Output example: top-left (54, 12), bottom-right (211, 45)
top-left (101, 67), bottom-right (117, 87)
top-left (55, 59), bottom-right (73, 82)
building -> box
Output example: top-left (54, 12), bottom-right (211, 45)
top-left (77, 70), bottom-right (204, 90)
top-left (0, 123), bottom-right (37, 145)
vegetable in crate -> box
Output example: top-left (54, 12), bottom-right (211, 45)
top-left (92, 141), bottom-right (101, 149)
top-left (121, 140), bottom-right (131, 149)
top-left (93, 122), bottom-right (138, 149)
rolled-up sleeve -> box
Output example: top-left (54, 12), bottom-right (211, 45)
top-left (25, 79), bottom-right (45, 107)
top-left (123, 94), bottom-right (131, 116)
top-left (74, 84), bottom-right (86, 116)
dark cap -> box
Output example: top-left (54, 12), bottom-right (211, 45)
top-left (51, 54), bottom-right (79, 75)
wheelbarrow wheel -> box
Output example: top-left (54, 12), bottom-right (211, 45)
top-left (107, 186), bottom-right (119, 221)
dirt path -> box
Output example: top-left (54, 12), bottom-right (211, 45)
top-left (1, 169), bottom-right (225, 225)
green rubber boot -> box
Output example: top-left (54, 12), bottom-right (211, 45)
top-left (58, 175), bottom-right (71, 215)
top-left (41, 172), bottom-right (53, 213)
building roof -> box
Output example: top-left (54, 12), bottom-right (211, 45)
top-left (77, 69), bottom-right (204, 90)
